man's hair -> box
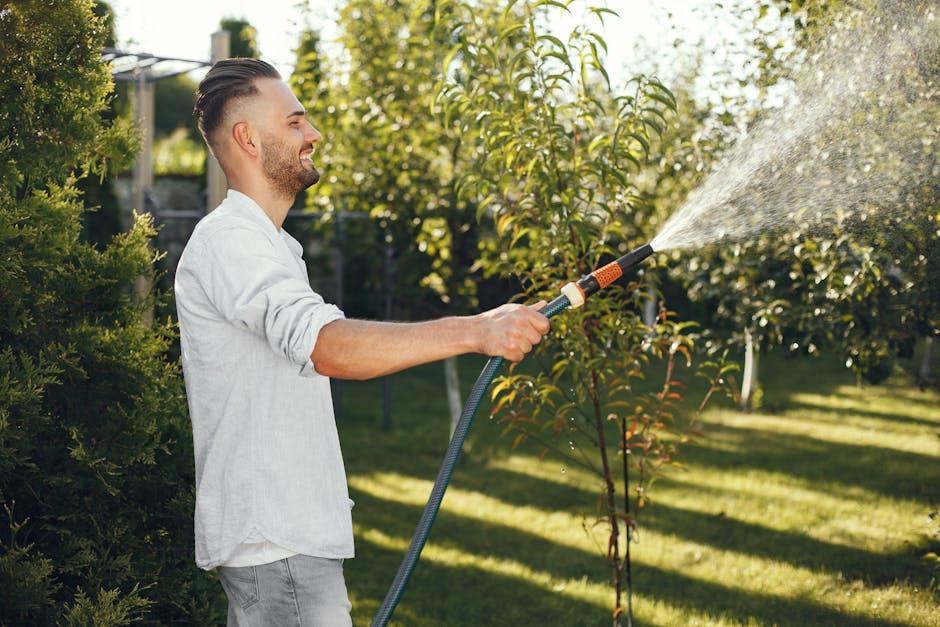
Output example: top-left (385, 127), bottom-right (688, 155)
top-left (193, 58), bottom-right (280, 149)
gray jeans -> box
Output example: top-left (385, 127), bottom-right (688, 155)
top-left (218, 555), bottom-right (353, 627)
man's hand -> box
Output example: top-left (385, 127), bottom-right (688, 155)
top-left (473, 301), bottom-right (551, 362)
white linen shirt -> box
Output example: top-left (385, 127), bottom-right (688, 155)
top-left (174, 189), bottom-right (352, 570)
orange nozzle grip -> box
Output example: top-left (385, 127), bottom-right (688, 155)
top-left (591, 261), bottom-right (623, 289)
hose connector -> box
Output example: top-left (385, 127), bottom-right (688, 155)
top-left (560, 282), bottom-right (585, 308)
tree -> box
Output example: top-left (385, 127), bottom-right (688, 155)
top-left (437, 1), bottom-right (731, 623)
top-left (77, 1), bottom-right (128, 250)
top-left (294, 0), bottom-right (488, 432)
top-left (660, 0), bottom-right (939, 403)
top-left (291, 27), bottom-right (323, 109)
top-left (219, 16), bottom-right (261, 59)
top-left (0, 1), bottom-right (223, 623)
top-left (761, 0), bottom-right (939, 386)
top-left (154, 74), bottom-right (201, 139)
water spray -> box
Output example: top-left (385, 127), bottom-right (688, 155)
top-left (371, 243), bottom-right (655, 627)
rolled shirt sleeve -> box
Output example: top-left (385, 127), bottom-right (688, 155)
top-left (194, 225), bottom-right (344, 375)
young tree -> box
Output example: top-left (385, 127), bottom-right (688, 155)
top-left (0, 1), bottom-right (222, 623)
top-left (436, 1), bottom-right (730, 623)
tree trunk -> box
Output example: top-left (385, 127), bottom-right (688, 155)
top-left (740, 327), bottom-right (760, 412)
top-left (642, 286), bottom-right (657, 329)
top-left (445, 356), bottom-right (462, 438)
top-left (589, 370), bottom-right (622, 625)
top-left (621, 416), bottom-right (634, 627)
top-left (920, 335), bottom-right (935, 382)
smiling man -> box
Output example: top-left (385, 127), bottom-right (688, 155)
top-left (174, 58), bottom-right (550, 626)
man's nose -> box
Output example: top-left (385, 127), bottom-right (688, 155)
top-left (306, 123), bottom-right (322, 145)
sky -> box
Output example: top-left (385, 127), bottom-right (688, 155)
top-left (106, 0), bottom-right (740, 88)
top-left (108, 0), bottom-right (324, 77)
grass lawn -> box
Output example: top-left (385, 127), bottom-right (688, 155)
top-left (336, 351), bottom-right (939, 626)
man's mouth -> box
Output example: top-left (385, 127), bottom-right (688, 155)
top-left (300, 148), bottom-right (315, 165)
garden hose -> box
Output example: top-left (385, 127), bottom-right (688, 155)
top-left (371, 243), bottom-right (654, 627)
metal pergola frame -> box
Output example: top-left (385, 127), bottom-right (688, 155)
top-left (102, 47), bottom-right (211, 82)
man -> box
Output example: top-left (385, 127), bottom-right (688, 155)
top-left (175, 58), bottom-right (550, 626)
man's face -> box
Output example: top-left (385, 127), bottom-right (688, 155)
top-left (252, 78), bottom-right (322, 199)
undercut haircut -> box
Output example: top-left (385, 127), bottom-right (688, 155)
top-left (193, 58), bottom-right (281, 150)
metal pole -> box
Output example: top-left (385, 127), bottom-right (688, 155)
top-left (206, 30), bottom-right (230, 213)
top-left (132, 69), bottom-right (155, 220)
top-left (382, 236), bottom-right (393, 430)
top-left (132, 68), bottom-right (155, 326)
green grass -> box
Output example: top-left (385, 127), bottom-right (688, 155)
top-left (336, 352), bottom-right (939, 626)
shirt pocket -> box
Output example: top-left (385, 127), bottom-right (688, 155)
top-left (218, 565), bottom-right (261, 609)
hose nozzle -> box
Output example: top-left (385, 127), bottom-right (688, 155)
top-left (560, 243), bottom-right (654, 308)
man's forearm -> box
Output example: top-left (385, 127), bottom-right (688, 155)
top-left (311, 317), bottom-right (480, 380)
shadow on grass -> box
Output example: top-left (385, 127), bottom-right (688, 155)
top-left (348, 539), bottom-right (602, 627)
top-left (381, 456), bottom-right (931, 588)
top-left (349, 487), bottom-right (914, 627)
top-left (640, 499), bottom-right (931, 587)
top-left (783, 399), bottom-right (940, 430)
top-left (678, 422), bottom-right (940, 500)
top-left (347, 490), bottom-right (603, 627)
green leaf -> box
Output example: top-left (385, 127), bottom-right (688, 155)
top-left (588, 6), bottom-right (620, 22)
top-left (535, 0), bottom-right (574, 14)
top-left (441, 43), bottom-right (462, 77)
top-left (543, 50), bottom-right (574, 72)
top-left (646, 91), bottom-right (677, 112)
top-left (626, 132), bottom-right (650, 154)
top-left (588, 42), bottom-right (610, 89)
top-left (537, 34), bottom-right (568, 52)
top-left (510, 227), bottom-right (531, 248)
top-left (585, 31), bottom-right (608, 55)
top-left (621, 152), bottom-right (642, 171)
top-left (525, 154), bottom-right (542, 176)
top-left (587, 134), bottom-right (611, 154)
top-left (501, 0), bottom-right (525, 21)
top-left (648, 80), bottom-right (677, 108)
top-left (641, 116), bottom-right (664, 136)
top-left (499, 23), bottom-right (526, 43)
top-left (642, 106), bottom-right (670, 125)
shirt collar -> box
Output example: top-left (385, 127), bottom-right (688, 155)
top-left (226, 189), bottom-right (281, 240)
top-left (281, 229), bottom-right (304, 258)
top-left (225, 189), bottom-right (304, 258)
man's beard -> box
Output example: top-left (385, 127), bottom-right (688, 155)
top-left (259, 133), bottom-right (320, 200)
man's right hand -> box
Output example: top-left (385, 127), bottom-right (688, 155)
top-left (473, 301), bottom-right (551, 362)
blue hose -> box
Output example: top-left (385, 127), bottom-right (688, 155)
top-left (371, 294), bottom-right (571, 626)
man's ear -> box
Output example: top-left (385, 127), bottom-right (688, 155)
top-left (232, 121), bottom-right (259, 157)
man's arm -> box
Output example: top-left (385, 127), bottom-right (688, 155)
top-left (311, 301), bottom-right (550, 380)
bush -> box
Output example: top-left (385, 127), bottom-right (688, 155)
top-left (0, 1), bottom-right (222, 623)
